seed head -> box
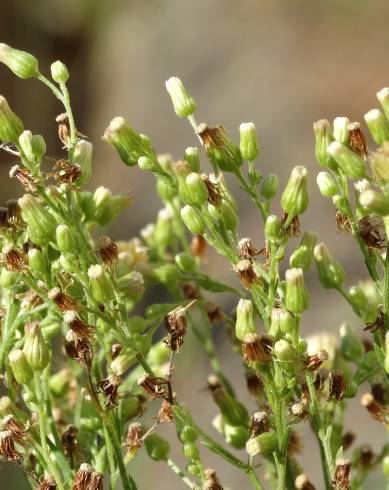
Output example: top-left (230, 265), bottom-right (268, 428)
top-left (233, 259), bottom-right (258, 290)
top-left (97, 374), bottom-right (121, 407)
top-left (0, 430), bottom-right (21, 460)
top-left (333, 458), bottom-right (351, 490)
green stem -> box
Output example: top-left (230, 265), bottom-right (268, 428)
top-left (384, 242), bottom-right (389, 329)
top-left (236, 169), bottom-right (267, 222)
top-left (167, 459), bottom-right (196, 489)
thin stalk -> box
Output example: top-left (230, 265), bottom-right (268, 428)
top-left (167, 459), bottom-right (196, 489)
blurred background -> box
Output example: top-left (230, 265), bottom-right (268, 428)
top-left (1, 0), bottom-right (389, 488)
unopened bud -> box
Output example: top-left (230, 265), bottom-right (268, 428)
top-left (87, 264), bottom-right (115, 303)
top-left (19, 130), bottom-right (46, 165)
top-left (245, 432), bottom-right (278, 456)
top-left (9, 349), bottom-right (33, 386)
top-left (72, 140), bottom-right (92, 185)
top-left (50, 60), bottom-right (69, 84)
top-left (340, 323), bottom-right (364, 362)
top-left (316, 171), bottom-right (338, 197)
top-left (175, 252), bottom-right (196, 273)
top-left (333, 116), bottom-right (350, 145)
top-left (274, 339), bottom-right (294, 362)
top-left (184, 147), bottom-right (200, 172)
top-left (181, 205), bottom-right (206, 234)
top-left (370, 143), bottom-right (389, 183)
top-left (0, 96), bottom-right (24, 144)
top-left (313, 119), bottom-right (336, 168)
top-left (265, 214), bottom-right (281, 242)
top-left (284, 268), bottom-right (310, 313)
top-left (260, 174), bottom-right (278, 199)
top-left (0, 43), bottom-right (39, 79)
top-left (56, 224), bottom-right (76, 254)
top-left (144, 433), bottom-right (170, 461)
top-left (281, 166), bottom-right (308, 217)
top-left (19, 194), bottom-right (57, 245)
top-left (186, 172), bottom-right (208, 205)
top-left (239, 122), bottom-right (259, 161)
top-left (23, 322), bottom-right (50, 371)
top-left (165, 77), bottom-right (196, 118)
top-left (364, 109), bottom-right (389, 145)
top-left (377, 87), bottom-right (389, 121)
top-left (290, 231), bottom-right (317, 271)
top-left (327, 141), bottom-right (367, 179)
top-left (359, 189), bottom-right (389, 216)
top-left (313, 243), bottom-right (345, 290)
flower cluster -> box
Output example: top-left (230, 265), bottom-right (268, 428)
top-left (0, 43), bottom-right (388, 490)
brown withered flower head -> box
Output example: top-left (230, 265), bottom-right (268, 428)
top-left (0, 429), bottom-right (22, 461)
top-left (282, 213), bottom-right (300, 237)
top-left (333, 458), bottom-right (351, 490)
top-left (242, 333), bottom-right (272, 364)
top-left (97, 374), bottom-right (121, 407)
top-left (238, 237), bottom-right (261, 260)
top-left (98, 235), bottom-right (118, 266)
top-left (233, 259), bottom-right (258, 289)
top-left (288, 430), bottom-right (302, 455)
top-left (64, 330), bottom-right (92, 369)
top-left (72, 463), bottom-right (103, 490)
top-left (63, 310), bottom-right (93, 340)
top-left (182, 282), bottom-right (199, 300)
top-left (61, 425), bottom-right (80, 467)
top-left (38, 474), bottom-right (57, 490)
top-left (348, 122), bottom-right (368, 159)
top-left (9, 165), bottom-right (37, 192)
top-left (329, 371), bottom-right (346, 401)
top-left (359, 445), bottom-right (374, 468)
top-left (358, 215), bottom-right (386, 251)
top-left (305, 349), bottom-right (329, 371)
top-left (157, 399), bottom-right (174, 424)
top-left (341, 432), bottom-right (355, 451)
top-left (6, 199), bottom-right (24, 230)
top-left (49, 287), bottom-right (78, 312)
top-left (289, 401), bottom-right (308, 422)
top-left (205, 301), bottom-right (223, 324)
top-left (1, 415), bottom-right (29, 444)
top-left (190, 234), bottom-right (207, 257)
top-left (200, 173), bottom-right (222, 206)
top-left (3, 245), bottom-right (28, 273)
top-left (336, 210), bottom-right (352, 234)
top-left (164, 306), bottom-right (187, 352)
top-left (52, 159), bottom-right (82, 185)
top-left (250, 411), bottom-right (268, 437)
top-left (365, 310), bottom-right (384, 333)
top-left (126, 422), bottom-right (143, 454)
top-left (202, 469), bottom-right (224, 490)
top-left (137, 374), bottom-right (172, 403)
top-left (371, 382), bottom-right (386, 404)
top-left (361, 393), bottom-right (385, 422)
top-left (56, 113), bottom-right (70, 147)
top-left (314, 369), bottom-right (329, 391)
top-left (245, 369), bottom-right (263, 398)
top-left (295, 474), bottom-right (317, 490)
top-left (20, 289), bottom-right (43, 310)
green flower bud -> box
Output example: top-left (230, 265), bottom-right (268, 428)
top-left (174, 160), bottom-right (192, 203)
top-left (313, 243), bottom-right (345, 290)
top-left (327, 141), bottom-right (367, 179)
top-left (19, 130), bottom-right (46, 165)
top-left (88, 264), bottom-right (115, 303)
top-left (138, 155), bottom-right (163, 174)
top-left (224, 424), bottom-right (250, 449)
top-left (264, 214), bottom-right (281, 242)
top-left (284, 268), bottom-right (310, 313)
top-left (121, 396), bottom-right (146, 422)
top-left (165, 77), bottom-right (196, 118)
top-left (339, 323), bottom-right (364, 362)
top-left (359, 189), bottom-right (389, 216)
top-left (260, 174), bottom-right (278, 199)
top-left (9, 349), bottom-right (33, 385)
top-left (333, 117), bottom-right (350, 145)
top-left (153, 263), bottom-right (180, 285)
top-left (27, 248), bottom-right (48, 275)
top-left (369, 143), bottom-right (389, 183)
top-left (278, 309), bottom-right (298, 336)
top-left (348, 285), bottom-right (370, 320)
top-left (209, 375), bottom-right (248, 426)
top-left (147, 340), bottom-right (170, 368)
top-left (144, 433), bottom-right (170, 461)
top-left (246, 432), bottom-right (278, 456)
top-left (185, 173), bottom-right (208, 205)
top-left (183, 442), bottom-right (199, 460)
top-left (377, 87), bottom-right (389, 121)
top-left (72, 140), bottom-right (92, 185)
top-left (281, 166), bottom-right (308, 217)
top-left (19, 194), bottom-right (57, 245)
top-left (0, 396), bottom-right (27, 420)
top-left (154, 208), bottom-right (173, 251)
top-left (184, 147), bottom-right (200, 173)
top-left (235, 299), bottom-right (257, 341)
top-left (156, 178), bottom-right (176, 202)
top-left (208, 200), bottom-right (239, 234)
top-left (23, 322), bottom-right (50, 371)
top-left (117, 271), bottom-right (144, 302)
top-left (0, 44), bottom-right (39, 79)
top-left (364, 109), bottom-right (389, 145)
top-left (313, 119), bottom-right (336, 168)
top-left (49, 368), bottom-right (72, 397)
top-left (175, 252), bottom-right (196, 273)
top-left (103, 117), bottom-right (154, 166)
top-left (111, 350), bottom-right (136, 376)
top-left (0, 96), bottom-right (24, 143)
top-left (97, 192), bottom-right (131, 226)
top-left (239, 122), bottom-right (259, 161)
top-left (317, 171), bottom-right (338, 197)
top-left (274, 339), bottom-right (294, 362)
top-left (157, 153), bottom-right (173, 172)
top-left (56, 224), bottom-right (76, 254)
top-left (50, 60), bottom-right (69, 84)
top-left (197, 123), bottom-right (243, 173)
top-left (181, 205), bottom-right (206, 234)
top-left (332, 194), bottom-right (350, 216)
top-left (289, 231), bottom-right (317, 271)
top-left (0, 269), bottom-right (17, 289)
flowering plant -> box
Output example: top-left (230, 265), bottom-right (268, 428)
top-left (0, 44), bottom-right (388, 490)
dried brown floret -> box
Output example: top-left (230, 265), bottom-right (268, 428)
top-left (98, 236), bottom-right (118, 266)
top-left (333, 458), bottom-right (351, 490)
top-left (348, 122), bottom-right (368, 159)
top-left (329, 371), bottom-right (346, 401)
top-left (242, 333), bottom-right (272, 364)
top-left (97, 374), bottom-right (121, 407)
top-left (358, 215), bottom-right (386, 251)
top-left (9, 165), bottom-right (37, 192)
top-left (233, 259), bottom-right (258, 289)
